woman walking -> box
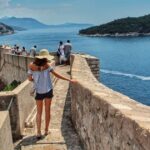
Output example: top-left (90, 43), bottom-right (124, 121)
top-left (28, 49), bottom-right (76, 139)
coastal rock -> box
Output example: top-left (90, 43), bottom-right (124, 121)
top-left (0, 22), bottom-right (14, 35)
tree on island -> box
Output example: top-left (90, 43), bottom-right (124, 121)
top-left (79, 14), bottom-right (150, 36)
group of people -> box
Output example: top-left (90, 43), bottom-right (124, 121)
top-left (57, 40), bottom-right (72, 64)
top-left (11, 44), bottom-right (37, 57)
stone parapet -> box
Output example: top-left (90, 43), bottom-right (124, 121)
top-left (0, 49), bottom-right (56, 84)
top-left (70, 55), bottom-right (150, 150)
top-left (0, 111), bottom-right (13, 150)
top-left (80, 54), bottom-right (99, 80)
top-left (0, 80), bottom-right (35, 140)
top-left (0, 53), bottom-right (34, 84)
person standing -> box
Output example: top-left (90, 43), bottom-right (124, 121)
top-left (64, 40), bottom-right (72, 64)
top-left (21, 46), bottom-right (27, 56)
top-left (57, 41), bottom-right (66, 64)
top-left (30, 45), bottom-right (37, 57)
top-left (27, 49), bottom-right (76, 139)
top-left (15, 46), bottom-right (21, 55)
top-left (11, 44), bottom-right (17, 54)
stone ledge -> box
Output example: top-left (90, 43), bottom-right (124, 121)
top-left (0, 79), bottom-right (35, 140)
top-left (70, 54), bottom-right (150, 150)
top-left (0, 111), bottom-right (13, 150)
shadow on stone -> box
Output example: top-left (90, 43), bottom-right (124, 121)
top-left (14, 135), bottom-right (44, 150)
top-left (60, 85), bottom-right (83, 150)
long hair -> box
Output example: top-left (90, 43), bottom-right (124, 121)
top-left (33, 58), bottom-right (48, 67)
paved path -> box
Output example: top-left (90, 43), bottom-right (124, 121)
top-left (15, 65), bottom-right (83, 150)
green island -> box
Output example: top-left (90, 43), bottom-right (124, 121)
top-left (0, 22), bottom-right (14, 35)
top-left (79, 14), bottom-right (150, 37)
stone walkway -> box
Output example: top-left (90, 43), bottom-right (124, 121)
top-left (15, 65), bottom-right (83, 150)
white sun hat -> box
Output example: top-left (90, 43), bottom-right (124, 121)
top-left (35, 49), bottom-right (54, 61)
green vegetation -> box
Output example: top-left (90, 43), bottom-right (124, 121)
top-left (2, 80), bottom-right (21, 91)
top-left (0, 22), bottom-right (14, 35)
top-left (79, 14), bottom-right (150, 36)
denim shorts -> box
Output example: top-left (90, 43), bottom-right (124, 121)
top-left (35, 89), bottom-right (53, 100)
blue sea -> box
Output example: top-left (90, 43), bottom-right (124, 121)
top-left (0, 27), bottom-right (150, 106)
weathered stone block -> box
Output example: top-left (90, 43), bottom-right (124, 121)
top-left (8, 54), bottom-right (13, 64)
top-left (19, 56), bottom-right (27, 71)
top-left (0, 111), bottom-right (13, 150)
top-left (13, 55), bottom-right (19, 66)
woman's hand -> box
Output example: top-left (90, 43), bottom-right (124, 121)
top-left (70, 79), bottom-right (78, 83)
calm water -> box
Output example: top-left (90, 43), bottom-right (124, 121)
top-left (1, 27), bottom-right (150, 105)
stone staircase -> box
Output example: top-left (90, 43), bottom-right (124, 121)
top-left (15, 65), bottom-right (83, 150)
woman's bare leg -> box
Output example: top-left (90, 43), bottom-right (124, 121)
top-left (36, 100), bottom-right (43, 135)
top-left (44, 98), bottom-right (52, 134)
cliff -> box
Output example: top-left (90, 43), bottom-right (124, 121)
top-left (0, 22), bottom-right (14, 35)
top-left (79, 14), bottom-right (150, 36)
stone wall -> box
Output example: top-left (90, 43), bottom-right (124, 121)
top-left (0, 47), bottom-right (11, 69)
top-left (0, 80), bottom-right (35, 140)
top-left (0, 48), bottom-right (56, 84)
top-left (0, 53), bottom-right (34, 84)
top-left (0, 111), bottom-right (13, 150)
top-left (70, 55), bottom-right (150, 150)
top-left (81, 54), bottom-right (99, 80)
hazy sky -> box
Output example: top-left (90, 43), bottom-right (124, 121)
top-left (0, 0), bottom-right (150, 25)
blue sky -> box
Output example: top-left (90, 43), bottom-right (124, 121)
top-left (0, 0), bottom-right (150, 25)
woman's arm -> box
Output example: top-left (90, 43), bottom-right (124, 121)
top-left (28, 74), bottom-right (34, 81)
top-left (51, 70), bottom-right (77, 83)
top-left (28, 63), bottom-right (34, 81)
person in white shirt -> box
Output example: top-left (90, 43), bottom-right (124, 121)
top-left (21, 46), bottom-right (27, 56)
top-left (11, 44), bottom-right (17, 54)
top-left (30, 45), bottom-right (37, 57)
top-left (57, 41), bottom-right (66, 64)
top-left (15, 46), bottom-right (21, 55)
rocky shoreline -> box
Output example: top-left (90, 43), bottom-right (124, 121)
top-left (79, 32), bottom-right (150, 37)
top-left (0, 31), bottom-right (14, 35)
top-left (0, 23), bottom-right (14, 35)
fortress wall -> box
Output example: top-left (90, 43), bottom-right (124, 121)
top-left (0, 53), bottom-right (34, 84)
top-left (0, 80), bottom-right (35, 140)
top-left (0, 94), bottom-right (20, 140)
top-left (0, 111), bottom-right (14, 150)
top-left (0, 48), bottom-right (56, 84)
top-left (81, 54), bottom-right (99, 80)
top-left (0, 47), bottom-right (11, 68)
top-left (13, 80), bottom-right (35, 136)
top-left (70, 55), bottom-right (150, 150)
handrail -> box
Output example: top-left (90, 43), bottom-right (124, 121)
top-left (7, 97), bottom-right (14, 111)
